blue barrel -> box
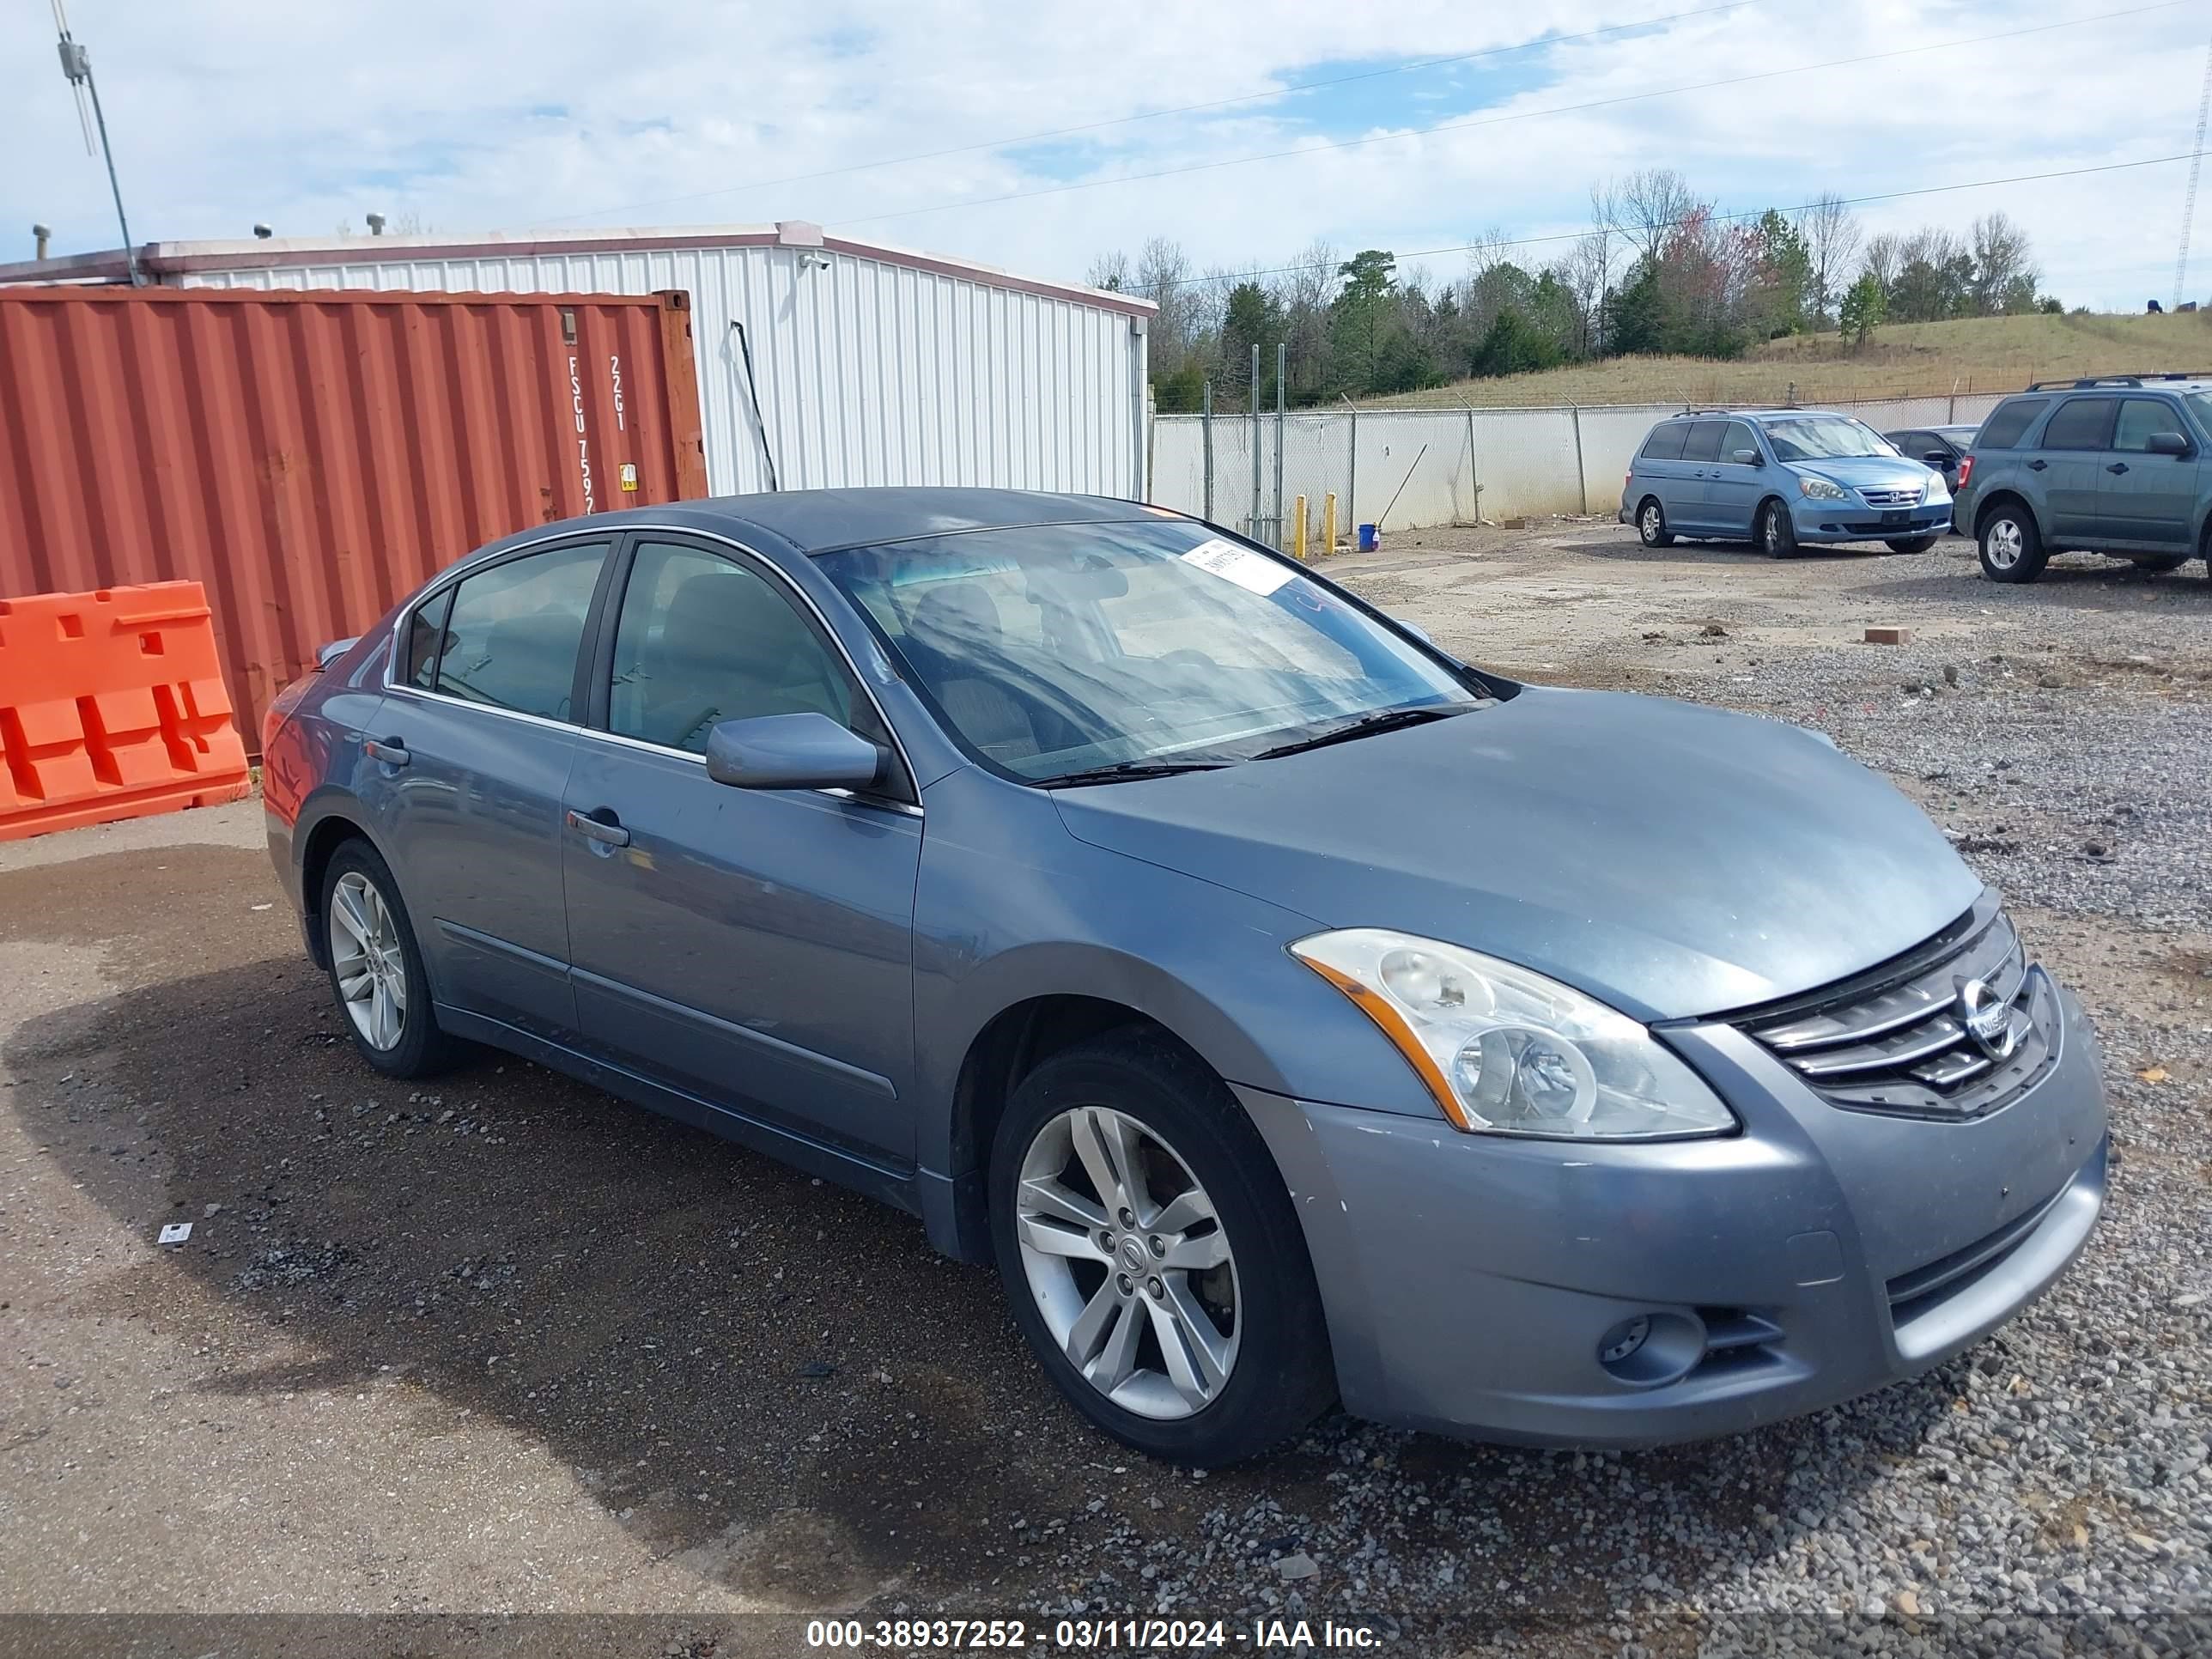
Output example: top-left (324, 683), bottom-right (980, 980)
top-left (1357, 523), bottom-right (1380, 551)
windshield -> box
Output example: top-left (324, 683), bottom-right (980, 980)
top-left (1760, 417), bottom-right (1898, 461)
top-left (815, 519), bottom-right (1478, 782)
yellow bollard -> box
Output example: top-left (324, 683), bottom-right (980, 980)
top-left (1293, 494), bottom-right (1308, 562)
top-left (1322, 491), bottom-right (1338, 558)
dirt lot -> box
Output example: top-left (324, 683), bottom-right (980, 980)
top-left (4, 525), bottom-right (2209, 1658)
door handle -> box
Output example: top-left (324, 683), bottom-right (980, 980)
top-left (566, 808), bottom-right (630, 848)
top-left (364, 737), bottom-right (410, 767)
top-left (2027, 459), bottom-right (2048, 471)
top-left (2106, 462), bottom-right (2130, 475)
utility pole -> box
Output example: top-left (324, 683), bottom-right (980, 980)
top-left (2178, 32), bottom-right (2212, 311)
top-left (53, 1), bottom-right (143, 286)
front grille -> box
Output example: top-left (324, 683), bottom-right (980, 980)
top-left (1733, 896), bottom-right (2057, 1121)
top-left (1859, 485), bottom-right (1925, 508)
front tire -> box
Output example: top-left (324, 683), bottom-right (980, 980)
top-left (1886, 535), bottom-right (1940, 554)
top-left (989, 1030), bottom-right (1334, 1466)
top-left (1758, 499), bottom-right (1798, 559)
top-left (1636, 498), bottom-right (1674, 547)
top-left (320, 840), bottom-right (460, 1079)
top-left (1978, 504), bottom-right (2047, 583)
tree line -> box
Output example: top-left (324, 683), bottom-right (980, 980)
top-left (1091, 169), bottom-right (2061, 410)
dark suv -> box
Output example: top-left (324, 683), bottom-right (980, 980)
top-left (1952, 374), bottom-right (2212, 582)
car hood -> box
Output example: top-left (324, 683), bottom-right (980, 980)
top-left (1791, 454), bottom-right (1944, 495)
top-left (1052, 687), bottom-right (1980, 1022)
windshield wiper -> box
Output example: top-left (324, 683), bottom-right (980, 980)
top-left (1037, 759), bottom-right (1230, 789)
top-left (1249, 703), bottom-right (1473, 762)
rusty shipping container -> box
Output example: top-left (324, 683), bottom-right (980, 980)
top-left (0, 284), bottom-right (708, 749)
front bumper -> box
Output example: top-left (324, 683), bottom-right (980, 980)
top-left (1791, 495), bottom-right (1953, 543)
top-left (1241, 981), bottom-right (2106, 1446)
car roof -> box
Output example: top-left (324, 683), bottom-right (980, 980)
top-left (465, 488), bottom-right (1170, 568)
top-left (1663, 408), bottom-right (1863, 422)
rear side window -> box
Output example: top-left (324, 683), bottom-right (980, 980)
top-left (1975, 398), bottom-right (2045, 450)
top-left (1640, 422), bottom-right (1689, 460)
top-left (402, 588), bottom-right (453, 690)
top-left (434, 542), bottom-right (608, 720)
top-left (2041, 398), bottom-right (2116, 451)
top-left (1680, 421), bottom-right (1725, 462)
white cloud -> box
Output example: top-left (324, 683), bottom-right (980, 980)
top-left (3, 0), bottom-right (2203, 309)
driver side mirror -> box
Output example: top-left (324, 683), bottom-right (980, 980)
top-left (2146, 430), bottom-right (2194, 457)
top-left (1731, 448), bottom-right (1763, 466)
top-left (704, 712), bottom-right (884, 792)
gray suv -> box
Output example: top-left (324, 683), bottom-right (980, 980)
top-left (1951, 374), bottom-right (2212, 582)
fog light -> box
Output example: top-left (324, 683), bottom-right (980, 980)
top-left (1599, 1316), bottom-right (1650, 1364)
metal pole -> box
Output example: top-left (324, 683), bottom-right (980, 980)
top-left (1570, 403), bottom-right (1589, 514)
top-left (1201, 380), bottom-right (1214, 523)
top-left (1339, 392), bottom-right (1358, 542)
top-left (1249, 343), bottom-right (1262, 539)
top-left (56, 23), bottom-right (142, 286)
top-left (1273, 342), bottom-right (1287, 549)
top-left (1452, 394), bottom-right (1481, 524)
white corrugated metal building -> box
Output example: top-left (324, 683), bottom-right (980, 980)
top-left (1, 222), bottom-right (1154, 500)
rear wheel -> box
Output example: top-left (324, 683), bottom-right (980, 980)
top-left (1978, 504), bottom-right (2047, 583)
top-left (990, 1030), bottom-right (1334, 1466)
top-left (321, 840), bottom-right (460, 1079)
top-left (1758, 499), bottom-right (1797, 559)
top-left (1885, 535), bottom-right (1940, 554)
top-left (1636, 498), bottom-right (1674, 548)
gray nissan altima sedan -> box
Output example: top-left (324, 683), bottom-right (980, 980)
top-left (262, 489), bottom-right (2107, 1466)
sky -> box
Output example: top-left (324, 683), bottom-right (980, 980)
top-left (4, 0), bottom-right (2208, 313)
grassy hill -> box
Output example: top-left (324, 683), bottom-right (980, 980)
top-left (1369, 310), bottom-right (2212, 410)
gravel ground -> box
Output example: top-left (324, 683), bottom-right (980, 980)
top-left (3, 524), bottom-right (2208, 1657)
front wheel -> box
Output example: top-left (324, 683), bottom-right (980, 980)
top-left (1637, 498), bottom-right (1674, 547)
top-left (990, 1031), bottom-right (1334, 1466)
top-left (1758, 499), bottom-right (1798, 559)
top-left (1886, 534), bottom-right (1940, 554)
top-left (1978, 505), bottom-right (2048, 583)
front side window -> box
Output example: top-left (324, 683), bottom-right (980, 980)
top-left (816, 520), bottom-right (1480, 783)
top-left (2113, 398), bottom-right (2182, 452)
top-left (2041, 398), bottom-right (2116, 451)
top-left (607, 540), bottom-right (865, 755)
top-left (1717, 420), bottom-right (1758, 461)
top-left (1975, 398), bottom-right (2046, 450)
top-left (1759, 417), bottom-right (1894, 461)
top-left (432, 542), bottom-right (606, 720)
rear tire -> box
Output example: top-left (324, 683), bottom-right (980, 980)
top-left (1885, 535), bottom-right (1940, 554)
top-left (320, 840), bottom-right (462, 1079)
top-left (1636, 498), bottom-right (1674, 548)
top-left (988, 1029), bottom-right (1334, 1466)
top-left (1758, 499), bottom-right (1797, 559)
top-left (1978, 503), bottom-right (2047, 583)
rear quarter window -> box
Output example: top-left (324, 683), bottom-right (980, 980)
top-left (1974, 398), bottom-right (2046, 450)
top-left (1639, 422), bottom-right (1689, 460)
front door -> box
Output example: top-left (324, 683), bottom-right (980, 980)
top-left (2101, 398), bottom-right (2201, 548)
top-left (1701, 419), bottom-right (1765, 538)
top-left (368, 538), bottom-right (609, 1038)
top-left (560, 536), bottom-right (923, 1163)
top-left (2032, 395), bottom-right (2117, 544)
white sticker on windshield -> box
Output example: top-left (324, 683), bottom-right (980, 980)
top-left (1180, 538), bottom-right (1296, 597)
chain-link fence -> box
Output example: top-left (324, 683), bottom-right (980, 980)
top-left (1149, 390), bottom-right (2015, 540)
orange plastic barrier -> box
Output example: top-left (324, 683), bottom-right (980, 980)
top-left (0, 581), bottom-right (252, 842)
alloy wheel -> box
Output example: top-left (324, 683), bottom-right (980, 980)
top-left (331, 870), bottom-right (407, 1050)
top-left (1640, 504), bottom-right (1661, 542)
top-left (1014, 1105), bottom-right (1241, 1419)
top-left (1986, 518), bottom-right (2024, 571)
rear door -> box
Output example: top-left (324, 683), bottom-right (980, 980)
top-left (368, 537), bottom-right (612, 1039)
top-left (2102, 397), bottom-right (2200, 548)
top-left (1700, 419), bottom-right (1765, 537)
top-left (1670, 420), bottom-right (1726, 531)
top-left (2033, 396), bottom-right (2117, 544)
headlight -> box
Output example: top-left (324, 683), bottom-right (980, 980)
top-left (1290, 929), bottom-right (1737, 1139)
top-left (1798, 476), bottom-right (1849, 501)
